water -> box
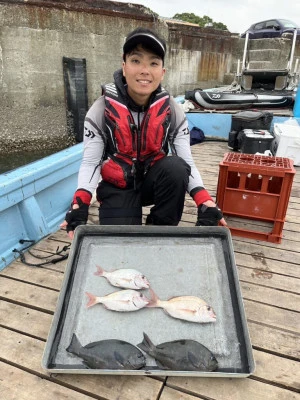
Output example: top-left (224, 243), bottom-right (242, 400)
top-left (0, 148), bottom-right (65, 174)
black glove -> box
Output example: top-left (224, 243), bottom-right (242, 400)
top-left (65, 197), bottom-right (89, 233)
top-left (196, 204), bottom-right (224, 226)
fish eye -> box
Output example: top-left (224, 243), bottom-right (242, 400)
top-left (207, 306), bottom-right (211, 311)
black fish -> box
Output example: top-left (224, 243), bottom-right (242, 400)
top-left (66, 333), bottom-right (146, 370)
top-left (137, 332), bottom-right (218, 371)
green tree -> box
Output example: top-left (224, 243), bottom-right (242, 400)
top-left (173, 12), bottom-right (228, 31)
top-left (144, 7), bottom-right (159, 18)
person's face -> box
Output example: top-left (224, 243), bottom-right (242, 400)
top-left (122, 45), bottom-right (165, 106)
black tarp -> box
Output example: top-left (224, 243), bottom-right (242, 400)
top-left (63, 57), bottom-right (88, 142)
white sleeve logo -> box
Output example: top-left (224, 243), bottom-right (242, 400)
top-left (84, 125), bottom-right (95, 139)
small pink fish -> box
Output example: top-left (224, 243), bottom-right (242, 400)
top-left (94, 265), bottom-right (150, 289)
top-left (85, 290), bottom-right (149, 312)
top-left (147, 289), bottom-right (216, 323)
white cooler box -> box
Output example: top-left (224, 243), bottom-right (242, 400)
top-left (272, 123), bottom-right (300, 166)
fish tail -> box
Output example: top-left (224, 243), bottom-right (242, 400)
top-left (94, 265), bottom-right (104, 276)
top-left (66, 333), bottom-right (82, 355)
top-left (146, 288), bottom-right (159, 308)
top-left (137, 332), bottom-right (155, 355)
top-left (85, 292), bottom-right (98, 308)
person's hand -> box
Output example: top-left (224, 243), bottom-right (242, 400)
top-left (60, 198), bottom-right (89, 239)
top-left (196, 200), bottom-right (227, 227)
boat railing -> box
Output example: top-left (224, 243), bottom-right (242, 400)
top-left (236, 29), bottom-right (300, 91)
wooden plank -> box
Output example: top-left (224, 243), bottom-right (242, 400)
top-left (232, 241), bottom-right (300, 264)
top-left (0, 326), bottom-right (47, 372)
top-left (0, 276), bottom-right (59, 313)
top-left (159, 387), bottom-right (200, 400)
top-left (166, 376), bottom-right (300, 400)
top-left (244, 300), bottom-right (300, 333)
top-left (286, 207), bottom-right (300, 217)
top-left (0, 261), bottom-right (64, 290)
top-left (0, 301), bottom-right (52, 339)
top-left (288, 202), bottom-right (300, 211)
top-left (240, 281), bottom-right (300, 311)
top-left (233, 234), bottom-right (300, 252)
top-left (238, 266), bottom-right (300, 293)
top-left (234, 253), bottom-right (300, 279)
top-left (247, 321), bottom-right (300, 359)
top-left (0, 362), bottom-right (97, 400)
top-left (0, 327), bottom-right (164, 400)
top-left (252, 349), bottom-right (300, 390)
top-left (282, 230), bottom-right (300, 241)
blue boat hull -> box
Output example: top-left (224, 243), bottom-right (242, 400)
top-left (0, 144), bottom-right (83, 271)
top-left (185, 112), bottom-right (300, 139)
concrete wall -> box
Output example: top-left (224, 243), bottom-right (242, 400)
top-left (0, 0), bottom-right (299, 154)
top-left (166, 23), bottom-right (233, 94)
top-left (0, 1), bottom-right (163, 153)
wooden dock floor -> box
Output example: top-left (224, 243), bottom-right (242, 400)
top-left (0, 141), bottom-right (299, 400)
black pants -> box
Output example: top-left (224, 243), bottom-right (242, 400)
top-left (97, 156), bottom-right (191, 225)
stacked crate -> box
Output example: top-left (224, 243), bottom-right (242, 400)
top-left (216, 153), bottom-right (295, 243)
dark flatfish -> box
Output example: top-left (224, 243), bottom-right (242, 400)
top-left (137, 332), bottom-right (218, 371)
top-left (66, 333), bottom-right (146, 370)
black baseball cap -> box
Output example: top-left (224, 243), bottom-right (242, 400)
top-left (123, 28), bottom-right (166, 61)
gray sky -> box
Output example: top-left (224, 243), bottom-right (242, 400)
top-left (116, 0), bottom-right (300, 34)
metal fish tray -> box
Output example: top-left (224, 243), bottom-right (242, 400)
top-left (42, 225), bottom-right (255, 377)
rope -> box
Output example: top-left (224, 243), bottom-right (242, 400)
top-left (12, 240), bottom-right (70, 268)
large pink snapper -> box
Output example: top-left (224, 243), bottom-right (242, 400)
top-left (94, 265), bottom-right (150, 289)
top-left (147, 289), bottom-right (216, 323)
top-left (86, 290), bottom-right (149, 312)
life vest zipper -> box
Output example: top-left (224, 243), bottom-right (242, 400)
top-left (115, 122), bottom-right (126, 148)
top-left (137, 110), bottom-right (142, 161)
top-left (130, 123), bottom-right (137, 152)
top-left (141, 113), bottom-right (150, 151)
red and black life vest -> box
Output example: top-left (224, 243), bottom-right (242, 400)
top-left (101, 83), bottom-right (171, 188)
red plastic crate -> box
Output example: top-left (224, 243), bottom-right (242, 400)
top-left (216, 153), bottom-right (296, 243)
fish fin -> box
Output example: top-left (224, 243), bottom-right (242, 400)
top-left (163, 308), bottom-right (196, 318)
top-left (137, 332), bottom-right (155, 354)
top-left (85, 292), bottom-right (98, 308)
top-left (179, 308), bottom-right (197, 314)
top-left (82, 361), bottom-right (91, 369)
top-left (146, 288), bottom-right (159, 308)
top-left (114, 351), bottom-right (125, 367)
top-left (94, 265), bottom-right (104, 276)
top-left (188, 352), bottom-right (205, 370)
top-left (84, 340), bottom-right (102, 349)
top-left (155, 360), bottom-right (169, 370)
top-left (66, 333), bottom-right (82, 354)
